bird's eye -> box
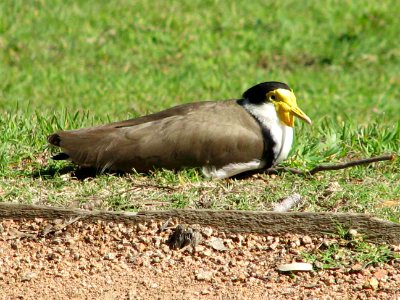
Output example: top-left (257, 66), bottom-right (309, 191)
top-left (270, 95), bottom-right (276, 100)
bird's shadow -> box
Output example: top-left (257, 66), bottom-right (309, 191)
top-left (30, 164), bottom-right (278, 181)
top-left (30, 165), bottom-right (125, 181)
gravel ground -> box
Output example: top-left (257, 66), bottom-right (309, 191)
top-left (0, 218), bottom-right (399, 300)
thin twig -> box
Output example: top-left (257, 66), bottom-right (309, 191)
top-left (112, 183), bottom-right (176, 197)
top-left (307, 154), bottom-right (395, 175)
top-left (264, 154), bottom-right (395, 177)
top-left (158, 217), bottom-right (173, 233)
top-left (41, 216), bottom-right (82, 237)
top-left (6, 231), bottom-right (37, 241)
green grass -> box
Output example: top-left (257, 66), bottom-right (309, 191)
top-left (1, 0), bottom-right (399, 223)
top-left (302, 226), bottom-right (400, 269)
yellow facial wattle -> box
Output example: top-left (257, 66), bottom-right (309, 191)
top-left (268, 88), bottom-right (312, 127)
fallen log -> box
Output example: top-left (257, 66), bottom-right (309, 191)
top-left (0, 203), bottom-right (399, 244)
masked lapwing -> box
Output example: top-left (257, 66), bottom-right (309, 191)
top-left (48, 81), bottom-right (311, 179)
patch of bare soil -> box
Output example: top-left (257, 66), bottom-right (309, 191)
top-left (0, 218), bottom-right (399, 300)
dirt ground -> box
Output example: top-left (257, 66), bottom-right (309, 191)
top-left (0, 218), bottom-right (399, 300)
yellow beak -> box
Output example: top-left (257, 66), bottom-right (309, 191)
top-left (291, 106), bottom-right (312, 125)
top-left (273, 89), bottom-right (312, 127)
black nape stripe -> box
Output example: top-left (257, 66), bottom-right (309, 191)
top-left (259, 126), bottom-right (276, 168)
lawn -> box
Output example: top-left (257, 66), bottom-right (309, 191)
top-left (1, 0), bottom-right (399, 222)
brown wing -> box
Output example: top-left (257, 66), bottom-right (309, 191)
top-left (48, 100), bottom-right (265, 172)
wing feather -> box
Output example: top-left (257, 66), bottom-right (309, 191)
top-left (49, 100), bottom-right (265, 172)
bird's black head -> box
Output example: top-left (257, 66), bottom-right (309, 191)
top-left (243, 81), bottom-right (291, 104)
top-left (241, 81), bottom-right (312, 127)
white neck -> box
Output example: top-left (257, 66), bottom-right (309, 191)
top-left (241, 100), bottom-right (294, 164)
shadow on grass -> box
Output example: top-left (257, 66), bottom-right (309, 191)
top-left (30, 165), bottom-right (118, 181)
top-left (30, 164), bottom-right (278, 181)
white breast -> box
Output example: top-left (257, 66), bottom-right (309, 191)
top-left (241, 101), bottom-right (294, 164)
top-left (202, 101), bottom-right (294, 179)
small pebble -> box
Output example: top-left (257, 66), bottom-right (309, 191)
top-left (196, 270), bottom-right (213, 281)
top-left (277, 263), bottom-right (313, 272)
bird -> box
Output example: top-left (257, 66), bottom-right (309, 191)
top-left (47, 81), bottom-right (311, 179)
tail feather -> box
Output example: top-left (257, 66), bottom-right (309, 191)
top-left (52, 152), bottom-right (70, 160)
top-left (48, 133), bottom-right (61, 146)
top-left (47, 129), bottom-right (116, 168)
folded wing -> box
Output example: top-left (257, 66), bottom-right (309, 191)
top-left (48, 100), bottom-right (265, 172)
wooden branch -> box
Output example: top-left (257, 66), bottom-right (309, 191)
top-left (0, 203), bottom-right (399, 244)
top-left (264, 154), bottom-right (395, 176)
